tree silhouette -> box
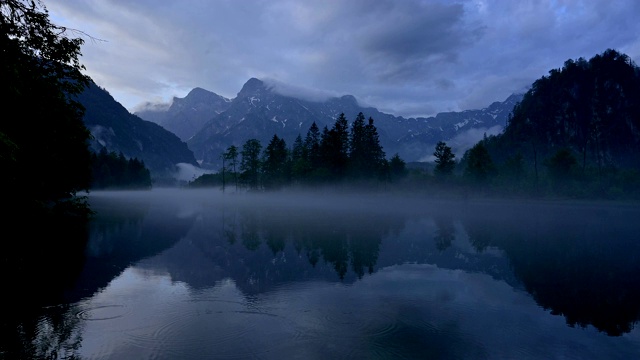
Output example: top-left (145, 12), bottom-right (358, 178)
top-left (433, 141), bottom-right (456, 178)
top-left (1, 0), bottom-right (93, 215)
top-left (240, 139), bottom-right (262, 190)
top-left (262, 134), bottom-right (289, 190)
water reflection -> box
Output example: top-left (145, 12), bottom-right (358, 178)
top-left (0, 212), bottom-right (88, 359)
top-left (4, 190), bottom-right (640, 358)
top-left (456, 201), bottom-right (640, 336)
top-left (139, 191), bottom-right (640, 336)
top-left (0, 191), bottom-right (198, 359)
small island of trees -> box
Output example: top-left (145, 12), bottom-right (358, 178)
top-left (189, 49), bottom-right (640, 201)
top-left (189, 112), bottom-right (407, 191)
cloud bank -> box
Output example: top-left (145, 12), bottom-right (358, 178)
top-left (49, 0), bottom-right (640, 118)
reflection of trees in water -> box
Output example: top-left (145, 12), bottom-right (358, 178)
top-left (1, 195), bottom-right (199, 359)
top-left (0, 213), bottom-right (89, 359)
top-left (458, 203), bottom-right (640, 336)
top-left (224, 204), bottom-right (406, 280)
top-left (433, 217), bottom-right (456, 252)
top-left (240, 209), bottom-right (261, 251)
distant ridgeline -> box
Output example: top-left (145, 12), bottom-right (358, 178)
top-left (465, 49), bottom-right (640, 198)
top-left (189, 49), bottom-right (640, 199)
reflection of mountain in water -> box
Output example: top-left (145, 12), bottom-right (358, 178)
top-left (69, 190), bottom-right (640, 337)
top-left (139, 194), bottom-right (640, 336)
top-left (139, 199), bottom-right (408, 293)
top-left (70, 192), bottom-right (198, 302)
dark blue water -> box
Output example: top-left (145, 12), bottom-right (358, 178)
top-left (3, 189), bottom-right (640, 359)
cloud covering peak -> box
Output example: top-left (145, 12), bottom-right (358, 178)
top-left (49, 0), bottom-right (640, 119)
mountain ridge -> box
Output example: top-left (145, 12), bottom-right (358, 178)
top-left (76, 81), bottom-right (200, 184)
top-left (137, 78), bottom-right (523, 169)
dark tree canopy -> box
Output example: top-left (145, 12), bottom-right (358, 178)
top-left (433, 141), bottom-right (456, 178)
top-left (497, 49), bottom-right (640, 171)
top-left (320, 113), bottom-right (350, 179)
top-left (1, 0), bottom-right (93, 214)
top-left (262, 134), bottom-right (289, 189)
top-left (240, 139), bottom-right (262, 190)
top-left (463, 141), bottom-right (496, 184)
top-left (90, 148), bottom-right (152, 190)
top-left (204, 113), bottom-right (400, 190)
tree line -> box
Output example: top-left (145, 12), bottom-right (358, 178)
top-left (189, 112), bottom-right (407, 190)
top-left (90, 147), bottom-right (152, 190)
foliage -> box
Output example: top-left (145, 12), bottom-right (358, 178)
top-left (240, 139), bottom-right (262, 190)
top-left (222, 145), bottom-right (239, 191)
top-left (388, 153), bottom-right (407, 182)
top-left (200, 113), bottom-right (403, 191)
top-left (447, 49), bottom-right (640, 199)
top-left (320, 113), bottom-right (350, 179)
top-left (495, 49), bottom-right (640, 170)
top-left (90, 147), bottom-right (152, 190)
top-left (462, 141), bottom-right (496, 185)
top-left (262, 134), bottom-right (289, 189)
top-left (1, 0), bottom-right (92, 214)
top-left (545, 148), bottom-right (578, 182)
top-left (433, 141), bottom-right (456, 178)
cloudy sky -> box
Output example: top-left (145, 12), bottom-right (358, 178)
top-left (49, 0), bottom-right (640, 118)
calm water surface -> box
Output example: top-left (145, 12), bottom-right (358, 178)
top-left (3, 188), bottom-right (640, 359)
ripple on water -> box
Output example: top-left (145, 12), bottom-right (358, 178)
top-left (120, 298), bottom-right (289, 359)
top-left (76, 304), bottom-right (129, 321)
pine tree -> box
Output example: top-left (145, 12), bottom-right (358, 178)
top-left (463, 141), bottom-right (496, 184)
top-left (433, 141), bottom-right (456, 178)
top-left (262, 134), bottom-right (289, 190)
top-left (348, 112), bottom-right (367, 178)
top-left (240, 139), bottom-right (262, 190)
top-left (320, 113), bottom-right (350, 179)
top-left (224, 145), bottom-right (239, 191)
top-left (363, 117), bottom-right (386, 178)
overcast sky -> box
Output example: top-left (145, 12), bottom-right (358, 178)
top-left (48, 0), bottom-right (640, 119)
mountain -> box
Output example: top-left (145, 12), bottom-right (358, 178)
top-left (76, 81), bottom-right (200, 183)
top-left (135, 87), bottom-right (232, 141)
top-left (174, 78), bottom-right (523, 169)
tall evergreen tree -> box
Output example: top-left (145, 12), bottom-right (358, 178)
top-left (348, 112), bottom-right (367, 178)
top-left (320, 113), bottom-right (350, 179)
top-left (363, 117), bottom-right (386, 178)
top-left (304, 121), bottom-right (321, 170)
top-left (224, 145), bottom-right (239, 191)
top-left (240, 139), bottom-right (262, 190)
top-left (262, 134), bottom-right (289, 190)
top-left (1, 0), bottom-right (92, 214)
top-left (463, 141), bottom-right (496, 184)
top-left (433, 141), bottom-right (456, 178)
top-left (291, 134), bottom-right (310, 183)
top-left (388, 153), bottom-right (407, 181)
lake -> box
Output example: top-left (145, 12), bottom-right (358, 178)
top-left (3, 188), bottom-right (640, 359)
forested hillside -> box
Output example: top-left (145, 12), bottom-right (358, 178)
top-left (468, 49), bottom-right (640, 198)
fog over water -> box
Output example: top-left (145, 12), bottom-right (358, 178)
top-left (7, 187), bottom-right (639, 359)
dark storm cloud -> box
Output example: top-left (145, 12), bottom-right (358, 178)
top-left (48, 0), bottom-right (640, 118)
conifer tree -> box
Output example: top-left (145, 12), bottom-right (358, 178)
top-left (433, 141), bottom-right (456, 178)
top-left (363, 117), bottom-right (386, 178)
top-left (240, 139), bottom-right (262, 190)
top-left (262, 134), bottom-right (289, 189)
top-left (349, 112), bottom-right (367, 178)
